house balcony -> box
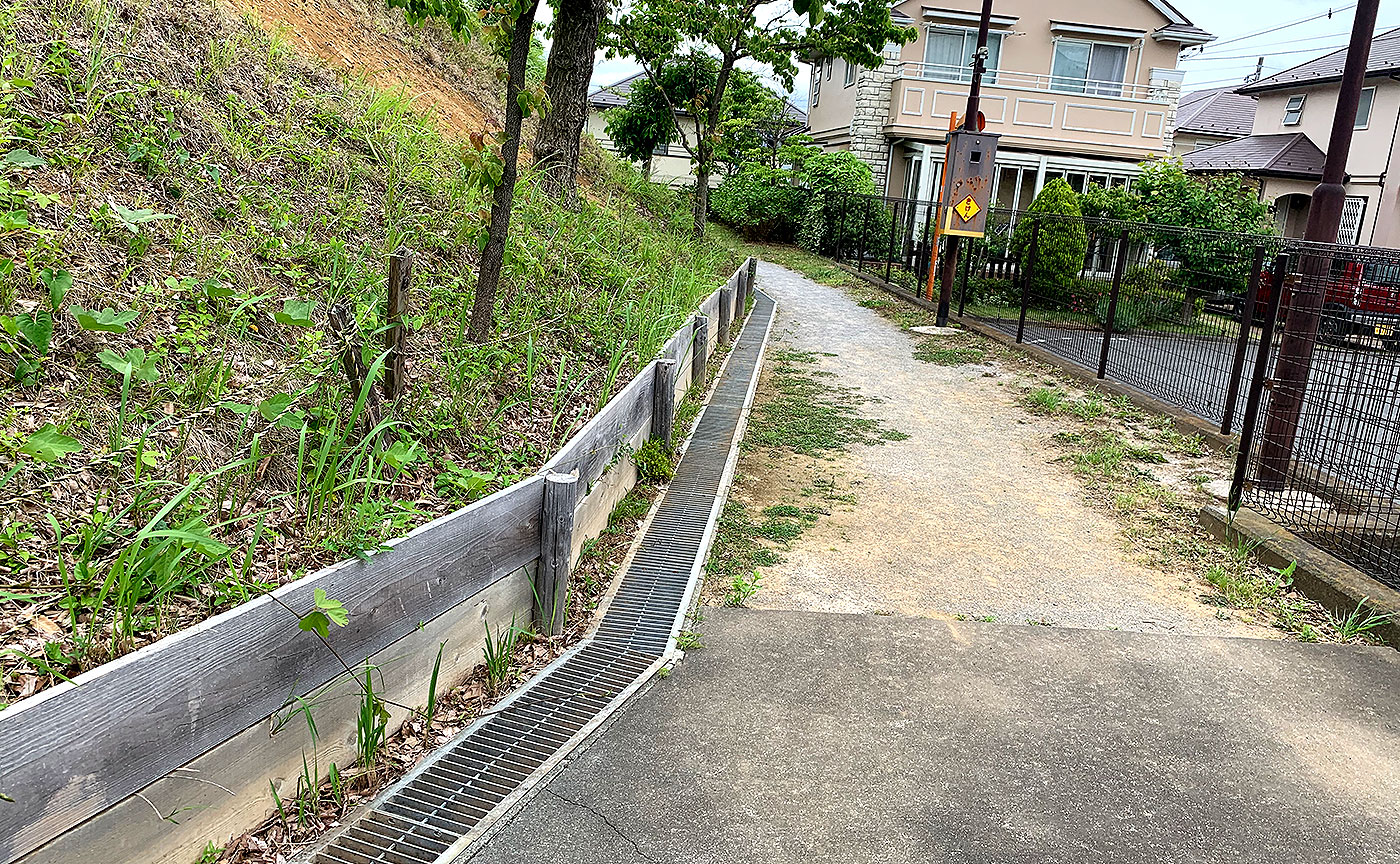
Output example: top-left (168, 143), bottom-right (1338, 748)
top-left (887, 62), bottom-right (1174, 162)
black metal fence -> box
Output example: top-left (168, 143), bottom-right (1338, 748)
top-left (816, 189), bottom-right (1400, 592)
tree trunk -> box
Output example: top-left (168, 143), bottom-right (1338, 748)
top-left (689, 55), bottom-right (735, 239)
top-left (532, 0), bottom-right (606, 209)
top-left (469, 0), bottom-right (541, 343)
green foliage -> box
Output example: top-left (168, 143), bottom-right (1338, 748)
top-left (72, 305), bottom-right (139, 333)
top-left (632, 438), bottom-right (675, 483)
top-left (355, 665), bottom-right (390, 769)
top-left (1010, 179), bottom-right (1088, 305)
top-left (711, 167), bottom-right (805, 241)
top-left (297, 588), bottom-right (350, 639)
top-left (19, 424), bottom-right (81, 462)
top-left (797, 151), bottom-right (887, 255)
top-left (749, 349), bottom-right (907, 455)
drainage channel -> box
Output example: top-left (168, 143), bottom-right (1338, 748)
top-left (306, 291), bottom-right (776, 864)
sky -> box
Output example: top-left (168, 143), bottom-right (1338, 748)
top-left (579, 0), bottom-right (1397, 108)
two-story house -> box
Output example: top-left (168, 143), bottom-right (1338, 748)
top-left (1182, 29), bottom-right (1400, 247)
top-left (805, 0), bottom-right (1212, 210)
top-left (586, 72), bottom-right (808, 187)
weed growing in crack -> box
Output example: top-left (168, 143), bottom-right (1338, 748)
top-left (724, 569), bottom-right (763, 607)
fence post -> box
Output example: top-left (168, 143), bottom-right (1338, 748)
top-left (719, 285), bottom-right (732, 345)
top-left (382, 248), bottom-right (413, 401)
top-left (1229, 253), bottom-right (1290, 512)
top-left (835, 193), bottom-right (848, 263)
top-left (1096, 230), bottom-right (1131, 379)
top-left (537, 473), bottom-right (577, 636)
top-left (652, 358), bottom-right (677, 451)
top-left (858, 196), bottom-right (870, 272)
top-left (1221, 244), bottom-right (1268, 436)
top-left (692, 313), bottom-right (709, 391)
top-left (919, 202), bottom-right (934, 291)
top-left (1016, 220), bottom-right (1040, 345)
top-left (747, 256), bottom-right (757, 305)
top-left (885, 198), bottom-right (898, 284)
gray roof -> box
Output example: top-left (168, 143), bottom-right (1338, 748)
top-left (1180, 132), bottom-right (1325, 179)
top-left (588, 73), bottom-right (808, 127)
top-left (1239, 27), bottom-right (1400, 94)
top-left (1174, 87), bottom-right (1256, 137)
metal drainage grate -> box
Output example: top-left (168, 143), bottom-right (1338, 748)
top-left (308, 293), bottom-right (775, 864)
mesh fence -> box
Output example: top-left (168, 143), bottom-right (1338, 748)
top-left (816, 189), bottom-right (1400, 591)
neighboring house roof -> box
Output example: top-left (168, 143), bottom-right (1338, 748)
top-left (588, 73), bottom-right (808, 129)
top-left (1238, 27), bottom-right (1400, 94)
top-left (1174, 87), bottom-right (1256, 138)
top-left (1180, 132), bottom-right (1326, 179)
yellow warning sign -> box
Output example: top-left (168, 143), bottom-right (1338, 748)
top-left (954, 195), bottom-right (981, 223)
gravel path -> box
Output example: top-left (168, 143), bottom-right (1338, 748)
top-left (736, 261), bottom-right (1272, 637)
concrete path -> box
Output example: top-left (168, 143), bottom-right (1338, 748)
top-left (469, 609), bottom-right (1400, 864)
top-left (738, 261), bottom-right (1266, 635)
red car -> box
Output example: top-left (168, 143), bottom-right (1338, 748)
top-left (1254, 260), bottom-right (1400, 350)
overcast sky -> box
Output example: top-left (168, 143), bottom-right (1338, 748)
top-left (579, 0), bottom-right (1397, 107)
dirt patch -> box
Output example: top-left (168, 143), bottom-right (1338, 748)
top-left (226, 0), bottom-right (496, 139)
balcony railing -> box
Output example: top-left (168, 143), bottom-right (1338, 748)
top-left (899, 62), bottom-right (1169, 103)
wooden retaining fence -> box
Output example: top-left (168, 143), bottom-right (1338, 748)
top-left (0, 259), bottom-right (757, 864)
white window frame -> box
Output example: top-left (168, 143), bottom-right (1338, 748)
top-left (1283, 94), bottom-right (1306, 126)
top-left (1049, 38), bottom-right (1131, 96)
top-left (922, 25), bottom-right (1003, 84)
top-left (811, 62), bottom-right (821, 107)
top-left (825, 57), bottom-right (833, 80)
top-left (1355, 86), bottom-right (1376, 130)
top-left (844, 59), bottom-right (856, 87)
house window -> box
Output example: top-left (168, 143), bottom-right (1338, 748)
top-left (1356, 87), bottom-right (1376, 129)
top-left (845, 60), bottom-right (856, 87)
top-left (1050, 39), bottom-right (1129, 96)
top-left (826, 57), bottom-right (833, 79)
top-left (811, 62), bottom-right (821, 107)
top-left (1283, 94), bottom-right (1306, 126)
top-left (923, 26), bottom-right (1003, 84)
top-left (652, 141), bottom-right (669, 156)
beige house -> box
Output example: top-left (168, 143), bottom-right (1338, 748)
top-left (586, 72), bottom-right (808, 187)
top-left (806, 0), bottom-right (1212, 209)
top-left (1183, 29), bottom-right (1400, 248)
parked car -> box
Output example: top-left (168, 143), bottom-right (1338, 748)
top-left (1251, 259), bottom-right (1400, 351)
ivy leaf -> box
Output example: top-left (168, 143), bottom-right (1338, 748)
top-left (257, 393), bottom-right (305, 428)
top-left (19, 425), bottom-right (81, 462)
top-left (14, 311), bottom-right (52, 354)
top-left (297, 588), bottom-right (349, 638)
top-left (72, 305), bottom-right (139, 333)
top-left (39, 269), bottom-right (71, 310)
top-left (273, 298), bottom-right (315, 328)
top-left (3, 149), bottom-right (46, 169)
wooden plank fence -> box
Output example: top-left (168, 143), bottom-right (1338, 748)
top-left (0, 258), bottom-right (756, 864)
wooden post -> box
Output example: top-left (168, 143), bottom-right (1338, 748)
top-left (537, 473), bottom-right (577, 636)
top-left (719, 286), bottom-right (732, 344)
top-left (329, 303), bottom-right (384, 434)
top-left (382, 248), bottom-right (413, 401)
top-left (1096, 230), bottom-right (1131, 380)
top-left (746, 257), bottom-right (758, 306)
top-left (652, 358), bottom-right (677, 450)
top-left (692, 313), bottom-right (709, 391)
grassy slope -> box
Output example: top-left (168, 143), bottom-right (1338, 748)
top-left (0, 0), bottom-right (734, 702)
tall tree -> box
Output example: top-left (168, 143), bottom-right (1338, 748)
top-left (533, 0), bottom-right (609, 208)
top-left (606, 0), bottom-right (911, 237)
top-left (387, 0), bottom-right (545, 341)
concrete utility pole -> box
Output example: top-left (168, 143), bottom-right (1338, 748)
top-left (935, 0), bottom-right (994, 326)
top-left (1256, 0), bottom-right (1380, 488)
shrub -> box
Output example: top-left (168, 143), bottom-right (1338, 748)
top-left (633, 439), bottom-right (675, 484)
top-left (710, 167), bottom-right (804, 242)
top-left (1009, 179), bottom-right (1088, 308)
top-left (797, 151), bottom-right (890, 256)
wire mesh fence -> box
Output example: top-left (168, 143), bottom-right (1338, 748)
top-left (814, 189), bottom-right (1400, 592)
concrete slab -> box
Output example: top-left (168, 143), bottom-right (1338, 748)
top-left (467, 609), bottom-right (1400, 864)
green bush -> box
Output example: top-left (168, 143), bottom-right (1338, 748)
top-left (797, 152), bottom-right (890, 257)
top-left (1009, 179), bottom-right (1088, 308)
top-left (710, 167), bottom-right (805, 242)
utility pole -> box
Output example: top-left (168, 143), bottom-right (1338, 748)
top-left (934, 0), bottom-right (994, 326)
top-left (1256, 0), bottom-right (1380, 488)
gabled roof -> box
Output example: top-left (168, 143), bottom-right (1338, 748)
top-left (1239, 27), bottom-right (1400, 94)
top-left (1175, 87), bottom-right (1257, 137)
top-left (587, 73), bottom-right (808, 128)
top-left (1180, 132), bottom-right (1326, 179)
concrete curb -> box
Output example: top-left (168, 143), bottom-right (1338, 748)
top-left (1199, 504), bottom-right (1400, 646)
